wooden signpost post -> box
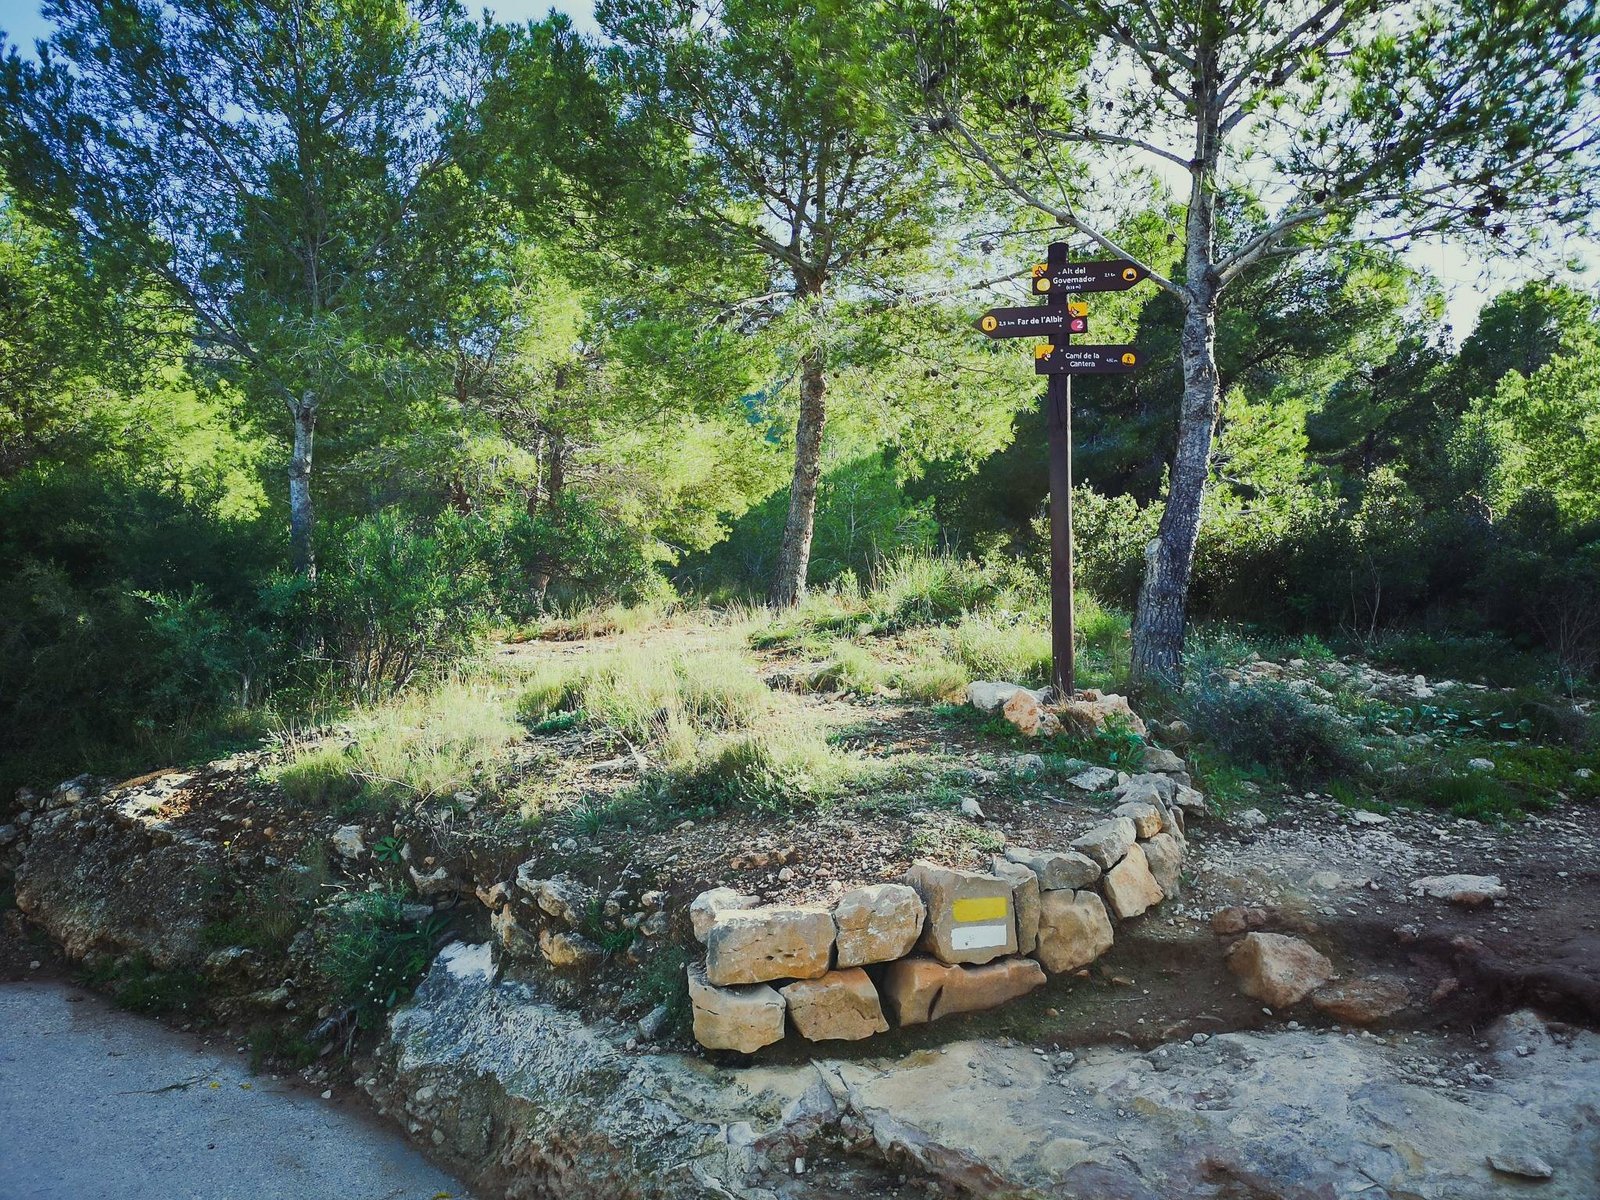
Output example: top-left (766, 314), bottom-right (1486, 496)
top-left (977, 241), bottom-right (1148, 698)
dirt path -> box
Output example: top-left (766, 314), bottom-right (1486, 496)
top-left (0, 980), bottom-right (471, 1200)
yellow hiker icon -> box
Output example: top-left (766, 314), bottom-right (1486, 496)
top-left (1068, 301), bottom-right (1088, 316)
top-left (1121, 352), bottom-right (1137, 365)
top-left (1122, 266), bottom-right (1139, 282)
top-left (981, 315), bottom-right (998, 332)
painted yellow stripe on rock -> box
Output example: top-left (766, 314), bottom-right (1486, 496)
top-left (951, 896), bottom-right (1009, 923)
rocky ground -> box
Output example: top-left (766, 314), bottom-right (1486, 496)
top-left (1, 624), bottom-right (1597, 1198)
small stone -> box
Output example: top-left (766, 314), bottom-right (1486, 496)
top-left (558, 837), bottom-right (579, 853)
top-left (687, 964), bottom-right (785, 1053)
top-left (1410, 874), bottom-right (1507, 906)
top-left (880, 956), bottom-right (1046, 1026)
top-left (330, 825), bottom-right (365, 859)
top-left (321, 1090), bottom-right (333, 1100)
top-left (1055, 691), bottom-right (1148, 738)
top-left (690, 887), bottom-right (758, 942)
top-left (833, 883), bottom-right (926, 967)
top-left (904, 860), bottom-right (1018, 965)
top-left (1004, 846), bottom-right (1101, 891)
top-left (1467, 758), bottom-right (1495, 772)
top-left (638, 1002), bottom-right (671, 1039)
top-left (638, 911), bottom-right (669, 938)
top-left (1312, 976), bottom-right (1410, 1025)
top-left (959, 797), bottom-right (985, 820)
top-left (1227, 933), bottom-right (1334, 1008)
top-left (407, 864), bottom-right (453, 896)
top-left (781, 968), bottom-right (889, 1041)
top-left (1101, 842), bottom-right (1164, 920)
top-left (704, 906), bottom-right (835, 986)
top-left (989, 857), bottom-right (1041, 955)
top-left (1112, 801), bottom-right (1164, 839)
top-left (1233, 808), bottom-right (1268, 831)
top-left (0, 824), bottom-right (18, 846)
top-left (1034, 889), bottom-right (1114, 974)
top-left (1487, 1152), bottom-right (1554, 1180)
top-left (1352, 811), bottom-right (1390, 825)
top-left (640, 890), bottom-right (666, 910)
top-left (777, 867), bottom-right (794, 882)
top-left (1071, 817), bottom-right (1137, 870)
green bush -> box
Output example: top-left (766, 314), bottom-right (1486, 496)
top-left (1180, 669), bottom-right (1356, 780)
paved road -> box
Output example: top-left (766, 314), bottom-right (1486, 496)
top-left (0, 980), bottom-right (472, 1200)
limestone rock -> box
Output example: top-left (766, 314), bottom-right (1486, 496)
top-left (1002, 689), bottom-right (1060, 738)
top-left (880, 956), bottom-right (1046, 1026)
top-left (780, 968), bottom-right (888, 1041)
top-left (704, 906), bottom-right (835, 986)
top-left (539, 928), bottom-right (602, 971)
top-left (1171, 785), bottom-right (1207, 816)
top-left (989, 857), bottom-right (1041, 955)
top-left (1141, 832), bottom-right (1183, 896)
top-left (1070, 817), bottom-right (1137, 870)
top-left (1211, 906), bottom-right (1269, 935)
top-left (690, 887), bottom-right (759, 943)
top-left (1067, 766), bottom-right (1117, 792)
top-left (518, 874), bottom-right (592, 925)
top-left (1113, 773), bottom-right (1177, 805)
top-left (1312, 976), bottom-right (1410, 1025)
top-left (1410, 874), bottom-right (1507, 906)
top-left (966, 681), bottom-right (1040, 714)
top-left (1101, 842), bottom-right (1164, 920)
top-left (1488, 1152), bottom-right (1555, 1180)
top-left (331, 825), bottom-right (365, 860)
top-left (408, 864), bottom-right (454, 896)
top-left (959, 797), bottom-right (985, 820)
top-left (1033, 889), bottom-right (1114, 974)
top-left (1003, 845), bottom-right (1101, 891)
top-left (1227, 932), bottom-right (1334, 1008)
top-left (904, 860), bottom-right (1018, 965)
top-left (687, 963), bottom-right (786, 1053)
top-left (490, 906), bottom-right (536, 960)
top-left (1112, 801), bottom-right (1164, 839)
top-left (833, 884), bottom-right (925, 968)
top-left (1056, 691), bottom-right (1148, 738)
top-left (1140, 745), bottom-right (1187, 774)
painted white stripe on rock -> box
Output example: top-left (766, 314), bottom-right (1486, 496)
top-left (950, 924), bottom-right (1009, 950)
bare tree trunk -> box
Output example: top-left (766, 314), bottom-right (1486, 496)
top-left (768, 345), bottom-right (827, 608)
top-left (288, 393), bottom-right (317, 577)
top-left (547, 430), bottom-right (566, 507)
top-left (1131, 73), bottom-right (1222, 688)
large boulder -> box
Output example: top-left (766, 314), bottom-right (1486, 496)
top-left (1071, 817), bottom-right (1137, 871)
top-left (880, 956), bottom-right (1047, 1026)
top-left (1140, 746), bottom-right (1187, 774)
top-left (1033, 890), bottom-right (1114, 974)
top-left (903, 860), bottom-right (1018, 965)
top-left (1003, 846), bottom-right (1101, 891)
top-left (1101, 842), bottom-right (1164, 920)
top-left (1227, 933), bottom-right (1334, 1008)
top-left (989, 857), bottom-right (1041, 955)
top-left (690, 887), bottom-right (758, 943)
top-left (780, 969), bottom-right (889, 1041)
top-left (538, 928), bottom-right (602, 971)
top-left (704, 906), bottom-right (835, 986)
top-left (687, 963), bottom-right (786, 1053)
top-left (833, 883), bottom-right (925, 968)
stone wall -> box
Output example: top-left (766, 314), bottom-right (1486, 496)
top-left (684, 767), bottom-right (1199, 1052)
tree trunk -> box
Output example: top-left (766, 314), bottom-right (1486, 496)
top-left (288, 394), bottom-right (317, 577)
top-left (547, 430), bottom-right (566, 508)
top-left (1131, 77), bottom-right (1222, 687)
top-left (768, 344), bottom-right (827, 608)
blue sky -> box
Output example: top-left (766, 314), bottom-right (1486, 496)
top-left (1, 0), bottom-right (1590, 339)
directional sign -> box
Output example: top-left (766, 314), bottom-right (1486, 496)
top-left (1033, 344), bottom-right (1141, 375)
top-left (1031, 259), bottom-right (1147, 295)
top-left (976, 306), bottom-right (1088, 339)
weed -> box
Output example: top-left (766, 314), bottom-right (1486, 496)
top-left (79, 954), bottom-right (207, 1015)
top-left (317, 891), bottom-right (450, 1028)
top-left (660, 724), bottom-right (854, 814)
top-left (247, 1023), bottom-right (318, 1072)
top-left (805, 641), bottom-right (889, 696)
top-left (372, 835), bottom-right (405, 864)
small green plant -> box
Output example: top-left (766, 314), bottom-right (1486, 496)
top-left (317, 891), bottom-right (450, 1029)
top-left (805, 641), bottom-right (889, 696)
top-left (80, 953), bottom-right (207, 1015)
top-left (372, 835), bottom-right (405, 864)
top-left (247, 1022), bottom-right (318, 1072)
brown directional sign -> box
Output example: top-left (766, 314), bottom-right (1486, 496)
top-left (1033, 343), bottom-right (1141, 375)
top-left (976, 307), bottom-right (1088, 339)
top-left (1030, 259), bottom-right (1147, 295)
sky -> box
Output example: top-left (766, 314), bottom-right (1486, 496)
top-left (0, 0), bottom-right (1591, 341)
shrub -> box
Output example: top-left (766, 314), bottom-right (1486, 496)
top-left (661, 723), bottom-right (853, 813)
top-left (806, 642), bottom-right (889, 695)
top-left (1180, 662), bottom-right (1356, 780)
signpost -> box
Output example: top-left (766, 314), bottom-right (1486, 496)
top-left (979, 242), bottom-right (1149, 698)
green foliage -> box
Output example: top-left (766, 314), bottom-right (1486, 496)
top-left (80, 954), bottom-right (207, 1016)
top-left (1180, 666), bottom-right (1356, 782)
top-left (316, 892), bottom-right (449, 1029)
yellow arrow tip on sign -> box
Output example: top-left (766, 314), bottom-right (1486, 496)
top-left (1069, 302), bottom-right (1088, 317)
top-left (1035, 344), bottom-right (1054, 358)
